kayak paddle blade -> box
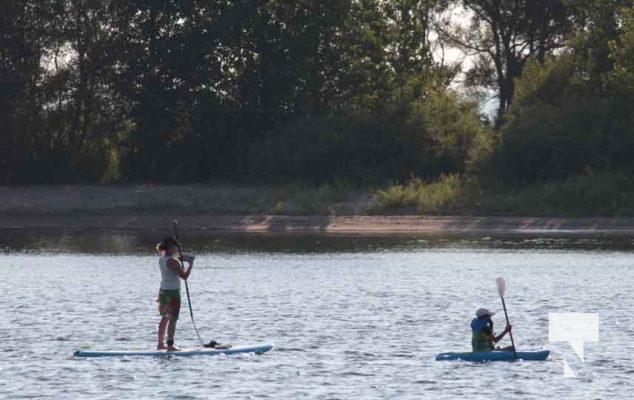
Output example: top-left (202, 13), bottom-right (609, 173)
top-left (496, 277), bottom-right (506, 297)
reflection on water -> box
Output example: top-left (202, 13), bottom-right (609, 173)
top-left (1, 228), bottom-right (634, 254)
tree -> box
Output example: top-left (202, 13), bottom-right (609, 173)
top-left (0, 0), bottom-right (51, 182)
top-left (437, 0), bottom-right (570, 124)
top-left (606, 5), bottom-right (634, 98)
top-left (493, 1), bottom-right (634, 183)
top-left (0, 0), bottom-right (487, 184)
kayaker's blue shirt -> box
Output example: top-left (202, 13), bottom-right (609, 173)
top-left (471, 318), bottom-right (494, 352)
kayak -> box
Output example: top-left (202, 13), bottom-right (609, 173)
top-left (74, 343), bottom-right (274, 358)
top-left (435, 350), bottom-right (549, 362)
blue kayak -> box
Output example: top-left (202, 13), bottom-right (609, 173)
top-left (74, 343), bottom-right (273, 358)
top-left (435, 350), bottom-right (549, 362)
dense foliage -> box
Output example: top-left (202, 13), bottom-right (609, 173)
top-left (492, 1), bottom-right (634, 183)
top-left (1, 0), bottom-right (633, 186)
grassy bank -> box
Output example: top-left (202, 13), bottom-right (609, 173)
top-left (371, 173), bottom-right (634, 217)
top-left (0, 183), bottom-right (372, 215)
top-left (2, 173), bottom-right (633, 217)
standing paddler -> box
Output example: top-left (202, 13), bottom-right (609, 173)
top-left (156, 236), bottom-right (195, 351)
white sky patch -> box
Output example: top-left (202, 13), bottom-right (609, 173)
top-left (42, 42), bottom-right (75, 74)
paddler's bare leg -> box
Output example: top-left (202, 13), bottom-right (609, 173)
top-left (167, 319), bottom-right (180, 351)
top-left (157, 316), bottom-right (169, 350)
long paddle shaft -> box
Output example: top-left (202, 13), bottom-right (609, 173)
top-left (496, 277), bottom-right (517, 359)
top-left (173, 220), bottom-right (204, 347)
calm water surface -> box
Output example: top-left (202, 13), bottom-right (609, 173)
top-left (2, 231), bottom-right (633, 399)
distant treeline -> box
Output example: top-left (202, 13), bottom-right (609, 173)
top-left (1, 0), bottom-right (633, 185)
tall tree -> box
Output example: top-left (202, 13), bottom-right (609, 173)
top-left (437, 0), bottom-right (570, 124)
top-left (0, 0), bottom-right (64, 182)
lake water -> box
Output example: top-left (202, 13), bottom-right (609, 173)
top-left (2, 230), bottom-right (633, 399)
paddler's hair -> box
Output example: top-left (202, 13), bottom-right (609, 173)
top-left (156, 236), bottom-right (180, 254)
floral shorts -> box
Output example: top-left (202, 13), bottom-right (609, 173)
top-left (158, 289), bottom-right (181, 320)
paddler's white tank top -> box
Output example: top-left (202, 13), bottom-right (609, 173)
top-left (159, 255), bottom-right (181, 290)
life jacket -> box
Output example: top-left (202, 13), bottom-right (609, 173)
top-left (471, 318), bottom-right (494, 352)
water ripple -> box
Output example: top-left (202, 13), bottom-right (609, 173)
top-left (2, 242), bottom-right (633, 399)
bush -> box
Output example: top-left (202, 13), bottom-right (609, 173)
top-left (401, 91), bottom-right (492, 177)
top-left (493, 94), bottom-right (634, 183)
top-left (510, 54), bottom-right (577, 109)
top-left (369, 174), bottom-right (466, 214)
top-left (248, 113), bottom-right (395, 184)
top-left (249, 91), bottom-right (491, 184)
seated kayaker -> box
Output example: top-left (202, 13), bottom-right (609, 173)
top-left (471, 308), bottom-right (513, 352)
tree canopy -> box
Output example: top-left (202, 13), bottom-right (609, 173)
top-left (1, 0), bottom-right (633, 185)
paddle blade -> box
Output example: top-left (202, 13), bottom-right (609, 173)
top-left (496, 277), bottom-right (506, 297)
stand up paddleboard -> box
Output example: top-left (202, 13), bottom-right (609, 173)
top-left (435, 350), bottom-right (549, 362)
top-left (74, 343), bottom-right (273, 358)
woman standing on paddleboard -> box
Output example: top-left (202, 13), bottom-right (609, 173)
top-left (156, 237), bottom-right (195, 351)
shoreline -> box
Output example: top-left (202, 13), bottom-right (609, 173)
top-left (2, 184), bottom-right (634, 235)
top-left (3, 214), bottom-right (634, 235)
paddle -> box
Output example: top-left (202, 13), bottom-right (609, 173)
top-left (173, 220), bottom-right (205, 347)
top-left (496, 276), bottom-right (517, 359)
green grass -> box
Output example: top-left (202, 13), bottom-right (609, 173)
top-left (368, 175), bottom-right (466, 214)
top-left (481, 173), bottom-right (634, 217)
top-left (0, 183), bottom-right (370, 216)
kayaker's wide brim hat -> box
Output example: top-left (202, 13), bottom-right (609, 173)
top-left (476, 308), bottom-right (495, 317)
